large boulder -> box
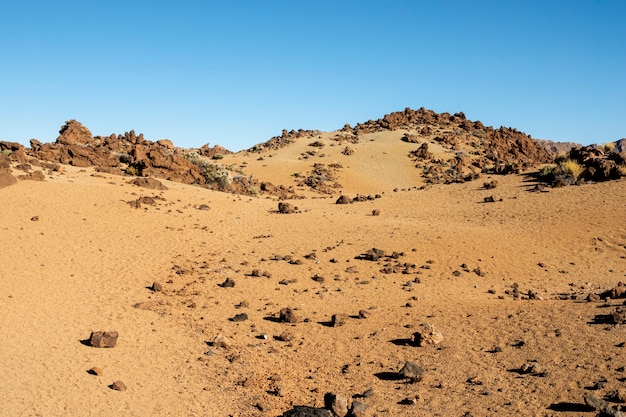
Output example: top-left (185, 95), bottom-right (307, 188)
top-left (57, 120), bottom-right (93, 145)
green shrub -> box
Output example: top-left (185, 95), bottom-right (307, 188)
top-left (1, 149), bottom-right (11, 157)
top-left (212, 153), bottom-right (224, 160)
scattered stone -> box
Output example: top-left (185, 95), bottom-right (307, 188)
top-left (611, 307), bottom-right (626, 324)
top-left (110, 380), bottom-right (127, 391)
top-left (278, 202), bottom-right (296, 214)
top-left (198, 204), bottom-right (211, 211)
top-left (358, 248), bottom-right (386, 261)
top-left (281, 406), bottom-right (332, 417)
top-left (311, 274), bottom-right (325, 283)
top-left (361, 388), bottom-right (375, 398)
top-left (411, 323), bottom-right (444, 346)
top-left (30, 215), bottom-right (39, 221)
top-left (584, 392), bottom-right (626, 417)
top-left (336, 195), bottom-right (352, 204)
top-left (331, 314), bottom-right (349, 327)
top-left (398, 361), bottom-right (426, 382)
top-left (519, 362), bottom-right (543, 375)
top-left (358, 310), bottom-right (370, 319)
top-left (483, 180), bottom-right (497, 189)
top-left (276, 331), bottom-right (295, 342)
top-left (371, 209), bottom-right (380, 216)
top-left (219, 278), bottom-right (235, 288)
top-left (88, 331), bottom-right (118, 348)
top-left (230, 313), bottom-right (248, 322)
top-left (350, 400), bottom-right (368, 417)
top-left (151, 282), bottom-right (163, 292)
top-left (279, 308), bottom-right (299, 324)
top-left (210, 333), bottom-right (232, 349)
top-left (324, 392), bottom-right (348, 417)
top-left (87, 367), bottom-right (102, 376)
top-left (484, 196), bottom-right (495, 203)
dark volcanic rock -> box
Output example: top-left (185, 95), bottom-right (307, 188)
top-left (281, 406), bottom-right (332, 417)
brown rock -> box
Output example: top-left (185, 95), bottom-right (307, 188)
top-left (278, 202), bottom-right (295, 214)
top-left (87, 367), bottom-right (103, 376)
top-left (349, 400), bottom-right (368, 417)
top-left (336, 195), bottom-right (352, 204)
top-left (0, 172), bottom-right (17, 189)
top-left (110, 380), bottom-right (127, 391)
top-left (279, 308), bottom-right (298, 323)
top-left (324, 392), bottom-right (348, 417)
top-left (331, 314), bottom-right (349, 327)
top-left (57, 120), bottom-right (93, 145)
top-left (129, 177), bottom-right (168, 190)
top-left (398, 361), bottom-right (426, 382)
top-left (411, 323), bottom-right (444, 346)
top-left (88, 331), bottom-right (119, 348)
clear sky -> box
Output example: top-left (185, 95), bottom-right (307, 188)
top-left (1, 1), bottom-right (624, 151)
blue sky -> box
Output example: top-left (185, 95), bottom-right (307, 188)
top-left (1, 1), bottom-right (624, 151)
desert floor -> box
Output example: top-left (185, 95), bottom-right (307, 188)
top-left (1, 158), bottom-right (625, 416)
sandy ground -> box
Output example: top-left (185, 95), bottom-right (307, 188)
top-left (1, 137), bottom-right (626, 417)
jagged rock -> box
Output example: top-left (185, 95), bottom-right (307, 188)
top-left (219, 278), bottom-right (235, 288)
top-left (88, 331), bottom-right (118, 348)
top-left (359, 248), bottom-right (385, 261)
top-left (17, 170), bottom-right (45, 181)
top-left (411, 323), bottom-right (444, 346)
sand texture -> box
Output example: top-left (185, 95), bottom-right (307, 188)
top-left (1, 129), bottom-right (626, 417)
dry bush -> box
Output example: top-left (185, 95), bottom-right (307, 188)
top-left (559, 159), bottom-right (584, 180)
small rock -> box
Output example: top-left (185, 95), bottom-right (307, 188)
top-left (371, 209), bottom-right (380, 216)
top-left (520, 362), bottom-right (542, 374)
top-left (324, 392), bottom-right (348, 417)
top-left (30, 216), bottom-right (39, 221)
top-left (230, 313), bottom-right (248, 322)
top-left (151, 282), bottom-right (163, 292)
top-left (281, 406), bottom-right (332, 417)
top-left (349, 400), bottom-right (368, 417)
top-left (331, 314), bottom-right (349, 327)
top-left (587, 293), bottom-right (601, 302)
top-left (358, 310), bottom-right (370, 319)
top-left (88, 331), bottom-right (118, 348)
top-left (276, 331), bottom-right (294, 342)
top-left (362, 388), bottom-right (375, 398)
top-left (411, 323), bottom-right (444, 347)
top-left (219, 278), bottom-right (235, 288)
top-left (110, 380), bottom-right (127, 391)
top-left (398, 361), bottom-right (426, 382)
top-left (210, 333), bottom-right (232, 349)
top-left (279, 308), bottom-right (299, 323)
top-left (87, 367), bottom-right (102, 376)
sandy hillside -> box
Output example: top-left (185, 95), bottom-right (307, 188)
top-left (1, 155), bottom-right (626, 417)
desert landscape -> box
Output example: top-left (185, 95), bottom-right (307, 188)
top-left (1, 107), bottom-right (626, 417)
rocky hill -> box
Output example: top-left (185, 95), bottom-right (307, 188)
top-left (1, 108), bottom-right (624, 195)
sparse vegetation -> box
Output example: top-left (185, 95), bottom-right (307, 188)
top-left (2, 149), bottom-right (12, 157)
top-left (212, 153), bottom-right (224, 160)
top-left (125, 166), bottom-right (138, 176)
top-left (558, 159), bottom-right (584, 181)
top-left (186, 151), bottom-right (232, 190)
